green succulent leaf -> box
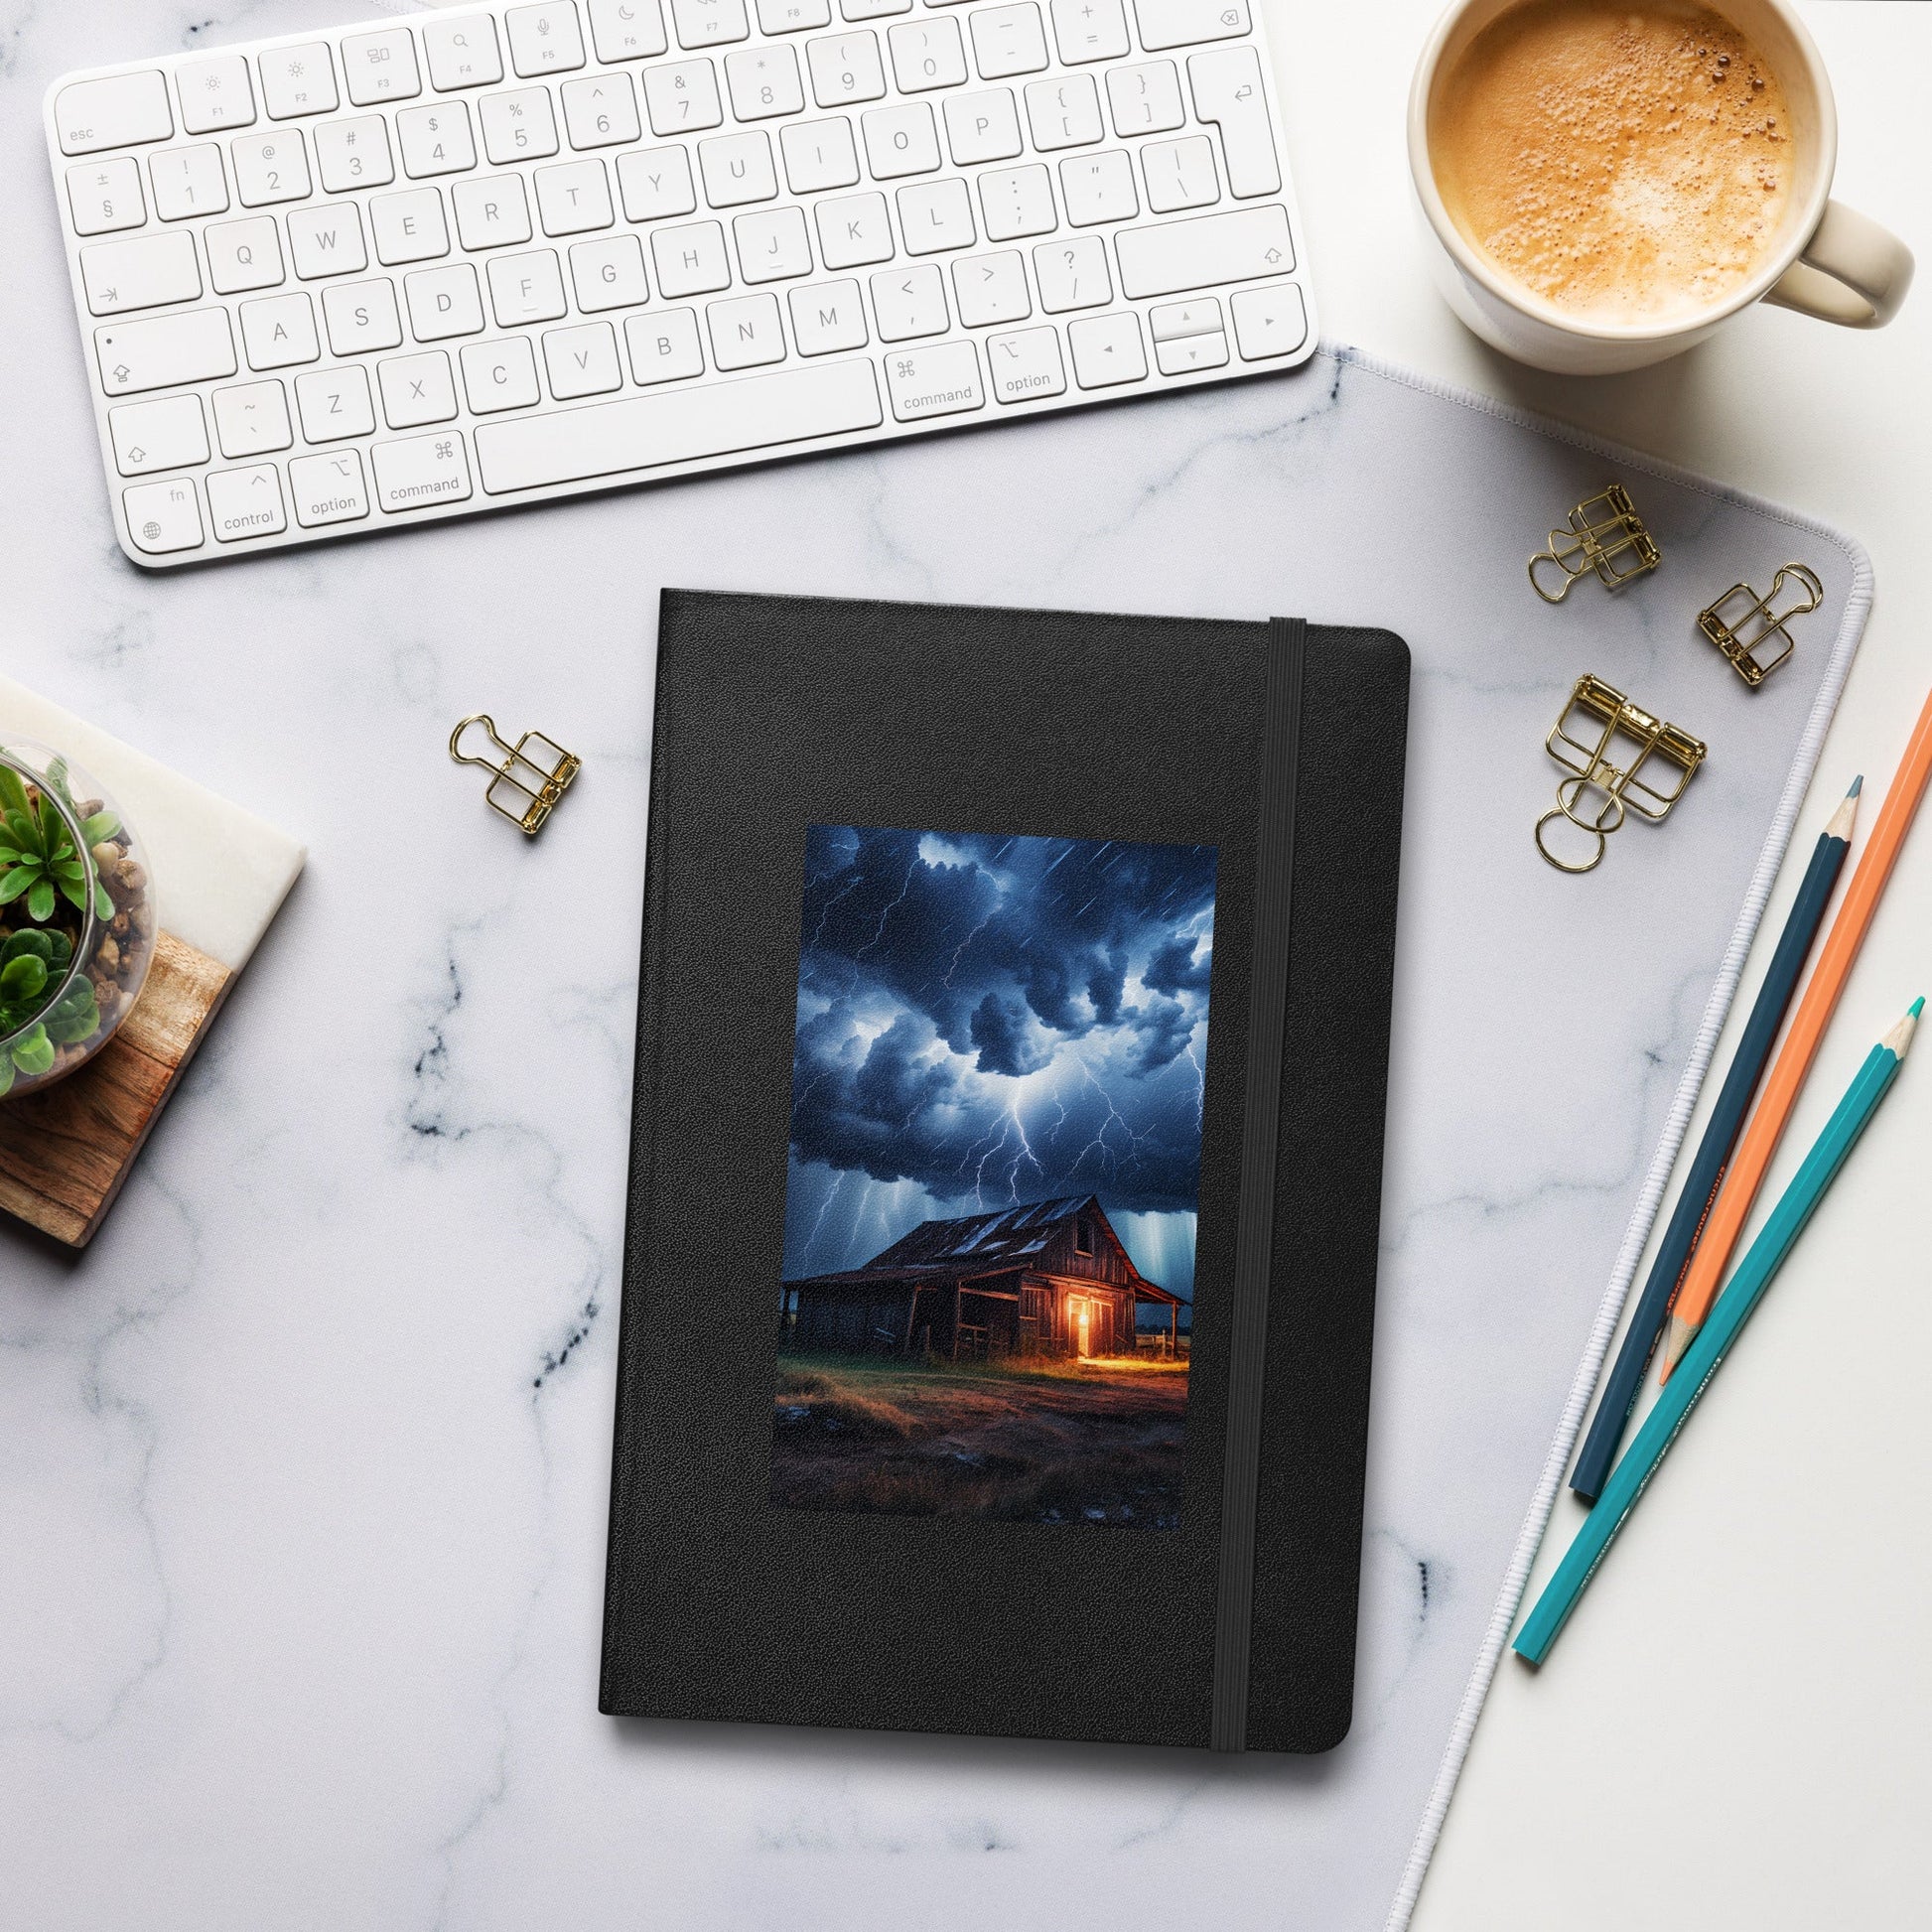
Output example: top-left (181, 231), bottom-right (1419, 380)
top-left (10, 1026), bottom-right (55, 1077)
top-left (81, 811), bottom-right (120, 845)
top-left (0, 1053), bottom-right (14, 1097)
top-left (26, 879), bottom-right (54, 923)
top-left (0, 954), bottom-right (48, 1002)
top-left (47, 932), bottom-right (73, 972)
top-left (94, 880), bottom-right (115, 921)
top-left (0, 929), bottom-right (49, 963)
top-left (0, 868), bottom-right (32, 905)
top-left (0, 764), bottom-right (28, 819)
top-left (47, 988), bottom-right (99, 1046)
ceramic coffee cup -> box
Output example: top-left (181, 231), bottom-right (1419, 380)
top-left (1408, 0), bottom-right (1914, 374)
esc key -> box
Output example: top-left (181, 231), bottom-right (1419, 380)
top-left (54, 69), bottom-right (174, 154)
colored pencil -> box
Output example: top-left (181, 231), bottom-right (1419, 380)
top-left (1660, 685), bottom-right (1932, 1382)
top-left (1568, 777), bottom-right (1862, 1502)
top-left (1517, 1000), bottom-right (1919, 1665)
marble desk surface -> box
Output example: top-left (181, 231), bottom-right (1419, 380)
top-left (3, 3), bottom-right (1929, 1931)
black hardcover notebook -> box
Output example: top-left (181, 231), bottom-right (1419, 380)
top-left (602, 590), bottom-right (1409, 1752)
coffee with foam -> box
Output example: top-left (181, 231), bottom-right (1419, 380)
top-left (1430, 0), bottom-right (1795, 326)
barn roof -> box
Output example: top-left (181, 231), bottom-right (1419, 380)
top-left (785, 1195), bottom-right (1183, 1304)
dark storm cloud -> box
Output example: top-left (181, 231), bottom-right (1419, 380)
top-left (788, 825), bottom-right (1216, 1213)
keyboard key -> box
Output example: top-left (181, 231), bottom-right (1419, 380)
top-left (889, 18), bottom-right (967, 91)
top-left (1147, 295), bottom-right (1219, 339)
top-left (807, 33), bottom-right (886, 107)
top-left (1188, 46), bottom-right (1278, 198)
top-left (1142, 135), bottom-right (1218, 212)
top-left (651, 219), bottom-right (732, 295)
top-left (67, 159), bottom-right (145, 235)
top-left (787, 277), bottom-right (867, 352)
top-left (372, 430), bottom-right (474, 511)
top-left (986, 324), bottom-right (1064, 402)
top-left (372, 188), bottom-right (451, 265)
top-left (618, 146), bottom-right (699, 219)
top-left (1105, 60), bottom-right (1182, 135)
top-left (475, 357), bottom-right (882, 490)
top-left (1026, 73), bottom-right (1103, 149)
top-left (323, 279), bottom-right (404, 354)
top-left (1067, 308), bottom-right (1146, 384)
top-left (644, 60), bottom-right (726, 133)
top-left (461, 336), bottom-right (543, 411)
top-left (1051, 0), bottom-right (1129, 63)
top-left (290, 449), bottom-right (371, 525)
top-left (1034, 234), bottom-right (1110, 311)
top-left (978, 164), bottom-right (1055, 240)
top-left (942, 89), bottom-right (1022, 164)
top-left (1113, 201), bottom-right (1291, 296)
top-left (726, 44), bottom-right (805, 119)
top-left (951, 248), bottom-right (1029, 326)
top-left (814, 191), bottom-right (892, 269)
top-left (453, 175), bottom-right (535, 249)
top-left (506, 3), bottom-right (588, 74)
top-left (108, 393), bottom-right (208, 476)
top-left (150, 145), bottom-right (228, 220)
top-left (207, 215), bottom-right (283, 293)
top-left (870, 261), bottom-right (947, 340)
top-left (232, 131), bottom-right (312, 207)
top-left (316, 115), bottom-right (395, 192)
top-left (1134, 0), bottom-right (1247, 49)
top-left (206, 462), bottom-right (287, 540)
top-left (178, 56), bottom-right (255, 134)
top-left (543, 320), bottom-right (624, 394)
top-left (861, 101), bottom-right (940, 178)
top-left (571, 232), bottom-right (652, 307)
top-left (758, 0), bottom-right (832, 28)
top-left (536, 159), bottom-right (615, 233)
top-left (398, 101), bottom-right (479, 178)
top-left (1060, 150), bottom-right (1137, 224)
top-left (705, 291), bottom-right (785, 369)
top-left (239, 292), bottom-right (320, 369)
top-left (897, 178), bottom-right (974, 253)
top-left (563, 73), bottom-right (642, 147)
top-left (342, 29), bottom-right (423, 105)
top-left (624, 307), bottom-right (707, 381)
top-left (377, 351), bottom-right (460, 428)
top-left (405, 263), bottom-right (486, 340)
top-left (1154, 328), bottom-right (1226, 373)
top-left (96, 308), bottom-right (236, 395)
top-left (841, 0), bottom-right (911, 17)
top-left (122, 477), bottom-right (203, 553)
top-left (487, 249), bottom-right (569, 325)
top-left (479, 93), bottom-right (557, 169)
top-left (422, 15), bottom-right (504, 89)
top-left (56, 72), bottom-right (173, 155)
top-left (287, 204), bottom-right (369, 280)
top-left (212, 379), bottom-right (293, 456)
top-left (883, 339), bottom-right (981, 419)
top-left (779, 117), bottom-right (860, 193)
top-left (734, 206), bottom-right (813, 281)
top-left (1229, 281), bottom-right (1306, 358)
top-left (700, 130), bottom-right (778, 206)
top-left (672, 0), bottom-right (752, 47)
top-left (295, 363), bottom-right (376, 441)
top-left (970, 5), bottom-right (1048, 78)
top-left (591, 0), bottom-right (670, 60)
top-left (80, 232), bottom-right (200, 315)
top-left (259, 44), bottom-right (340, 119)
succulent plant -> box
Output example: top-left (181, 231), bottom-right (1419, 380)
top-left (0, 927), bottom-right (101, 1096)
top-left (0, 758), bottom-right (117, 925)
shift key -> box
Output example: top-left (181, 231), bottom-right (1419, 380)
top-left (96, 308), bottom-right (237, 395)
top-left (1114, 204), bottom-right (1294, 300)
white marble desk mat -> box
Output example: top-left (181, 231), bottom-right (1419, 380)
top-left (2, 6), bottom-right (1866, 1919)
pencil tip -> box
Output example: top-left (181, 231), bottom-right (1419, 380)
top-left (1912, 997), bottom-right (1925, 1020)
top-left (1849, 774), bottom-right (1863, 797)
top-left (1883, 1002), bottom-right (1922, 1057)
top-left (1659, 1316), bottom-right (1693, 1384)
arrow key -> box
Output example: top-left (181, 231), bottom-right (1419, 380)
top-left (1067, 310), bottom-right (1146, 388)
top-left (1231, 282), bottom-right (1308, 360)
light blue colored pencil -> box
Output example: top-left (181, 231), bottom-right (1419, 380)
top-left (1515, 998), bottom-right (1921, 1666)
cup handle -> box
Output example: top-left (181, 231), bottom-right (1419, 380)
top-left (1764, 200), bottom-right (1915, 329)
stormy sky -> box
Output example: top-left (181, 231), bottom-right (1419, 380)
top-left (781, 825), bottom-right (1216, 1305)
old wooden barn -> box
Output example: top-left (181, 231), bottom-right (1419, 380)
top-left (779, 1194), bottom-right (1185, 1361)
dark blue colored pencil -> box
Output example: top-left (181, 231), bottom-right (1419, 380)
top-left (1568, 775), bottom-right (1862, 1503)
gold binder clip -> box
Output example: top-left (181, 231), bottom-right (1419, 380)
top-left (1536, 674), bottom-right (1707, 875)
top-left (449, 715), bottom-right (581, 835)
top-left (1696, 562), bottom-right (1823, 688)
top-left (1529, 483), bottom-right (1661, 604)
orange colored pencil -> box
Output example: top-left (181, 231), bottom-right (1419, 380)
top-left (1659, 682), bottom-right (1932, 1382)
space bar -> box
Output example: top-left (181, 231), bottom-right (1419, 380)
top-left (475, 358), bottom-right (884, 494)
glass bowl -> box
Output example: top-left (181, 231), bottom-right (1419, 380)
top-left (0, 737), bottom-right (156, 1101)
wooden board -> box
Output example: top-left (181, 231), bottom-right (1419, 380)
top-left (0, 931), bottom-right (232, 1248)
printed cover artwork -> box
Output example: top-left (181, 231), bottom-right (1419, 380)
top-left (774, 825), bottom-right (1216, 1528)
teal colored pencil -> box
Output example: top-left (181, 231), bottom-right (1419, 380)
top-left (1515, 998), bottom-right (1921, 1666)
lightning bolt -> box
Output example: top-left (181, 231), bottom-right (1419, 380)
top-left (1002, 1101), bottom-right (1043, 1201)
top-left (1183, 1039), bottom-right (1206, 1131)
top-left (805, 1170), bottom-right (846, 1265)
top-left (943, 905), bottom-right (997, 988)
top-left (1068, 1056), bottom-right (1149, 1177)
top-left (805, 871), bottom-right (864, 952)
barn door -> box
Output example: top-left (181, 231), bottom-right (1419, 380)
top-left (1073, 1299), bottom-right (1091, 1357)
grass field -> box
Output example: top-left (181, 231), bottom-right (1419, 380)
top-left (769, 1351), bottom-right (1189, 1527)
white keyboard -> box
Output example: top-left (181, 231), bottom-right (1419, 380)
top-left (45, 0), bottom-right (1315, 568)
